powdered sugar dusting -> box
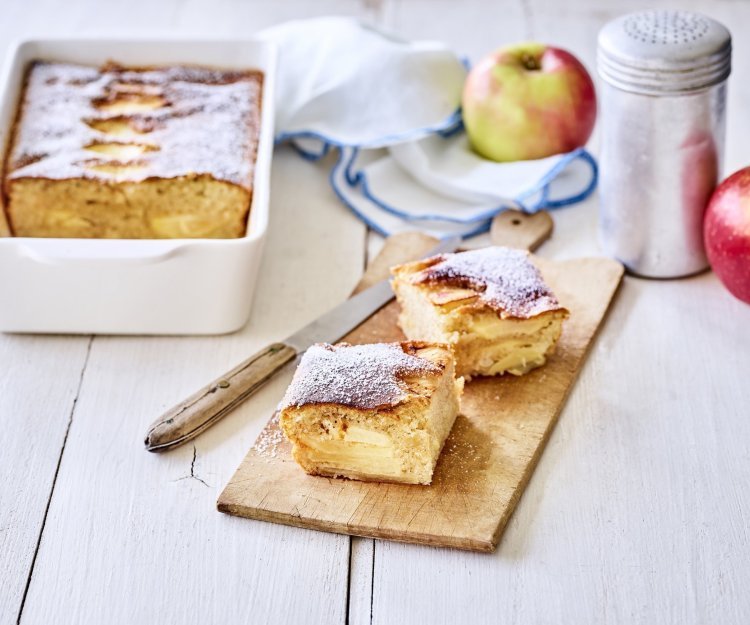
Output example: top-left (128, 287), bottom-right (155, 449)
top-left (281, 342), bottom-right (441, 410)
top-left (416, 247), bottom-right (564, 318)
top-left (254, 413), bottom-right (284, 458)
top-left (7, 61), bottom-right (262, 188)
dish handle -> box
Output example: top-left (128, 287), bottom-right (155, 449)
top-left (11, 238), bottom-right (186, 265)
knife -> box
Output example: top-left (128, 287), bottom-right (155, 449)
top-left (144, 235), bottom-right (461, 452)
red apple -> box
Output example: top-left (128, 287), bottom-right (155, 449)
top-left (462, 43), bottom-right (596, 162)
top-left (704, 167), bottom-right (750, 304)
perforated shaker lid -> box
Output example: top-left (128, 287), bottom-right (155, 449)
top-left (598, 10), bottom-right (731, 94)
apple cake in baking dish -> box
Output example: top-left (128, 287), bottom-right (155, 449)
top-left (2, 61), bottom-right (263, 239)
top-left (392, 246), bottom-right (569, 379)
top-left (279, 341), bottom-right (463, 485)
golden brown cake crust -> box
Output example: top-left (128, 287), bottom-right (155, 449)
top-left (392, 246), bottom-right (567, 319)
top-left (4, 61), bottom-right (262, 190)
top-left (280, 341), bottom-right (447, 411)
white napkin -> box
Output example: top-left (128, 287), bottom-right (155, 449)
top-left (258, 17), bottom-right (465, 148)
top-left (259, 17), bottom-right (597, 238)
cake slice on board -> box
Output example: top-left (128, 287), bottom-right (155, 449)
top-left (279, 341), bottom-right (463, 485)
top-left (392, 247), bottom-right (569, 378)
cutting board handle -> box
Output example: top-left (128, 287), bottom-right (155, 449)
top-left (490, 209), bottom-right (553, 251)
top-left (356, 209), bottom-right (553, 291)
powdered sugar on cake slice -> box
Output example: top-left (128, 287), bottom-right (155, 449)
top-left (281, 342), bottom-right (441, 410)
top-left (414, 247), bottom-right (565, 318)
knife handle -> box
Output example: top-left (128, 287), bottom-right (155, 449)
top-left (144, 342), bottom-right (297, 452)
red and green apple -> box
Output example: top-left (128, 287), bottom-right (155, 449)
top-left (704, 167), bottom-right (750, 304)
top-left (462, 43), bottom-right (597, 162)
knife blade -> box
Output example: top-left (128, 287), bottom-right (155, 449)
top-left (144, 235), bottom-right (461, 452)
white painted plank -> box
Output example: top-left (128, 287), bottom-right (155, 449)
top-left (0, 3), bottom-right (98, 622)
top-left (0, 336), bottom-right (91, 625)
top-left (385, 0), bottom-right (526, 62)
top-left (19, 147), bottom-right (366, 624)
top-left (348, 538), bottom-right (375, 625)
top-left (171, 0), bottom-right (386, 35)
top-left (364, 0), bottom-right (750, 623)
top-left (0, 0), bottom-right (383, 41)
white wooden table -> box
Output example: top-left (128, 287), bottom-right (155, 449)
top-left (2, 1), bottom-right (750, 623)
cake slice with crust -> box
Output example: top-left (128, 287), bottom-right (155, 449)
top-left (279, 341), bottom-right (463, 485)
top-left (391, 246), bottom-right (569, 379)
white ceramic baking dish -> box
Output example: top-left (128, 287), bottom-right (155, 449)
top-left (0, 38), bottom-right (276, 334)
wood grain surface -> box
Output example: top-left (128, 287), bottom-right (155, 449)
top-left (217, 233), bottom-right (624, 551)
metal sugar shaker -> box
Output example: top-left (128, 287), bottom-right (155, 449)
top-left (597, 10), bottom-right (731, 278)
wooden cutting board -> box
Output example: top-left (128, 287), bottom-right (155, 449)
top-left (218, 225), bottom-right (624, 552)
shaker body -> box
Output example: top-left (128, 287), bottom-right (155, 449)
top-left (597, 9), bottom-right (731, 278)
top-left (599, 81), bottom-right (726, 278)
